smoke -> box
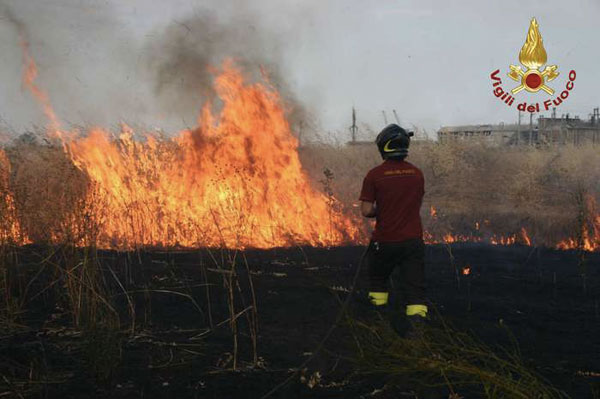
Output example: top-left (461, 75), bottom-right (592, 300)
top-left (142, 4), bottom-right (315, 135)
top-left (1, 2), bottom-right (25, 34)
top-left (0, 0), bottom-right (137, 132)
top-left (0, 0), bottom-right (315, 137)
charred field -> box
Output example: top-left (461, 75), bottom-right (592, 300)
top-left (1, 242), bottom-right (599, 399)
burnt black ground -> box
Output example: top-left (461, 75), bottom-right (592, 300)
top-left (1, 244), bottom-right (599, 398)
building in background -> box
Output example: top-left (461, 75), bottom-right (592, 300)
top-left (437, 108), bottom-right (600, 146)
top-left (437, 123), bottom-right (520, 145)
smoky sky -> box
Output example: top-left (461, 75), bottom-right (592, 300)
top-left (142, 4), bottom-right (313, 132)
top-left (0, 0), bottom-right (317, 138)
top-left (0, 0), bottom-right (139, 131)
top-left (0, 0), bottom-right (599, 141)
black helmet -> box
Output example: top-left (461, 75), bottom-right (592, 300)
top-left (375, 124), bottom-right (413, 160)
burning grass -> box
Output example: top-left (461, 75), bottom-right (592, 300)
top-left (0, 61), bottom-right (361, 250)
top-left (299, 140), bottom-right (600, 252)
top-left (1, 137), bottom-right (600, 252)
top-left (1, 28), bottom-right (599, 252)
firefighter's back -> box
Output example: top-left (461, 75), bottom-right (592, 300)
top-left (361, 159), bottom-right (424, 243)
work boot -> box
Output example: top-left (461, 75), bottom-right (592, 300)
top-left (352, 290), bottom-right (390, 325)
top-left (388, 309), bottom-right (407, 336)
top-left (353, 290), bottom-right (374, 307)
top-left (404, 314), bottom-right (427, 340)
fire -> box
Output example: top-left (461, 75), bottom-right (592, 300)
top-left (442, 233), bottom-right (455, 243)
top-left (425, 225), bottom-right (533, 248)
top-left (519, 17), bottom-right (547, 69)
top-left (0, 149), bottom-right (29, 245)
top-left (439, 232), bottom-right (481, 244)
top-left (520, 227), bottom-right (532, 246)
top-left (2, 35), bottom-right (600, 252)
top-left (59, 62), bottom-right (360, 249)
top-left (18, 32), bottom-right (61, 137)
top-left (11, 41), bottom-right (361, 249)
top-left (556, 212), bottom-right (600, 253)
top-left (430, 206), bottom-right (437, 219)
top-left (462, 266), bottom-right (471, 276)
top-left (556, 195), bottom-right (600, 252)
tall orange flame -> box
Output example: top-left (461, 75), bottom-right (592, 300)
top-left (64, 62), bottom-right (360, 249)
top-left (519, 17), bottom-right (547, 69)
top-left (4, 35), bottom-right (600, 252)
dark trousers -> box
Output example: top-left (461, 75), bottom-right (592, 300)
top-left (367, 238), bottom-right (426, 305)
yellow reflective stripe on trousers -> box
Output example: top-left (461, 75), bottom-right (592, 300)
top-left (368, 292), bottom-right (389, 306)
top-left (406, 304), bottom-right (428, 317)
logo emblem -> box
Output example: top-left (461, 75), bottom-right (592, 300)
top-left (383, 140), bottom-right (395, 152)
top-left (507, 18), bottom-right (559, 95)
top-left (489, 17), bottom-right (575, 113)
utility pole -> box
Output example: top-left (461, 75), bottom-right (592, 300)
top-left (382, 110), bottom-right (388, 125)
top-left (349, 107), bottom-right (358, 143)
top-left (517, 110), bottom-right (521, 145)
top-left (594, 107), bottom-right (600, 144)
top-left (392, 109), bottom-right (400, 125)
top-left (529, 112), bottom-right (533, 146)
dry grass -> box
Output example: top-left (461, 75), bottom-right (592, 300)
top-left (351, 317), bottom-right (569, 399)
top-left (1, 132), bottom-right (599, 248)
top-left (299, 140), bottom-right (600, 247)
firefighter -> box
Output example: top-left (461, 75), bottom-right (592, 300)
top-left (358, 123), bottom-right (427, 335)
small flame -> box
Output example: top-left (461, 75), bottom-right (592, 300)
top-left (520, 227), bottom-right (532, 246)
top-left (0, 150), bottom-right (29, 245)
top-left (519, 17), bottom-right (547, 69)
top-left (462, 266), bottom-right (471, 276)
top-left (556, 217), bottom-right (600, 252)
top-left (18, 33), bottom-right (62, 137)
top-left (430, 206), bottom-right (438, 219)
top-left (556, 196), bottom-right (600, 252)
top-left (442, 233), bottom-right (457, 243)
top-left (427, 227), bottom-right (534, 248)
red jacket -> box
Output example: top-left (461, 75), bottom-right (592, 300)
top-left (359, 159), bottom-right (424, 242)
